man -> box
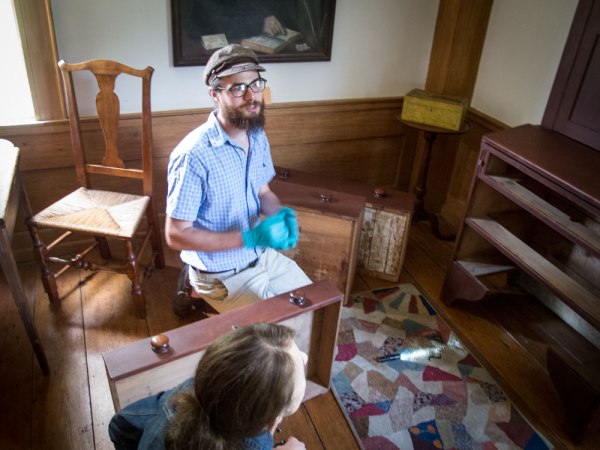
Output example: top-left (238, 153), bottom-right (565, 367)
top-left (165, 44), bottom-right (311, 317)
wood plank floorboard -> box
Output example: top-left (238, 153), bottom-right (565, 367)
top-left (32, 269), bottom-right (93, 449)
top-left (303, 390), bottom-right (361, 450)
top-left (0, 263), bottom-right (34, 449)
top-left (279, 403), bottom-right (324, 449)
top-left (0, 222), bottom-right (448, 450)
top-left (82, 271), bottom-right (148, 450)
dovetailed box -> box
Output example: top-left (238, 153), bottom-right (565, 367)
top-left (270, 174), bottom-right (365, 303)
top-left (273, 167), bottom-right (415, 283)
top-left (401, 89), bottom-right (468, 131)
top-left (103, 280), bottom-right (343, 411)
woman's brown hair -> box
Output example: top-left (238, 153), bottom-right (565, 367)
top-left (165, 322), bottom-right (296, 450)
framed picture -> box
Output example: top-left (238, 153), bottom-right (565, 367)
top-left (171, 0), bottom-right (336, 66)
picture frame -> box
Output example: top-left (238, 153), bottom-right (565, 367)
top-left (171, 0), bottom-right (336, 66)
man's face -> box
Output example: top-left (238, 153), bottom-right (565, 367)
top-left (213, 70), bottom-right (265, 131)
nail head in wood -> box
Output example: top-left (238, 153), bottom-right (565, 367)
top-left (289, 290), bottom-right (306, 306)
top-left (373, 187), bottom-right (386, 198)
top-left (320, 193), bottom-right (333, 203)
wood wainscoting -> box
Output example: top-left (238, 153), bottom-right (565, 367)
top-left (0, 98), bottom-right (414, 262)
top-left (0, 97), bottom-right (502, 262)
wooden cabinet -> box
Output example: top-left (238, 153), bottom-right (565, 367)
top-left (357, 189), bottom-right (413, 281)
top-left (272, 167), bottom-right (414, 283)
top-left (271, 174), bottom-right (365, 303)
top-left (441, 124), bottom-right (600, 449)
top-left (542, 0), bottom-right (600, 151)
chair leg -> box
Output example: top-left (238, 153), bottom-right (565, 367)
top-left (172, 264), bottom-right (193, 317)
top-left (131, 290), bottom-right (146, 319)
top-left (125, 239), bottom-right (146, 318)
top-left (146, 205), bottom-right (165, 269)
top-left (95, 236), bottom-right (112, 259)
top-left (152, 230), bottom-right (165, 269)
top-left (26, 220), bottom-right (60, 302)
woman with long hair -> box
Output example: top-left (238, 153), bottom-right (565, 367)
top-left (109, 322), bottom-right (307, 449)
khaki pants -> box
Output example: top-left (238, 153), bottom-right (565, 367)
top-left (188, 248), bottom-right (312, 314)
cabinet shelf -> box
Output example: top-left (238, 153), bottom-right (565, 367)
top-left (466, 217), bottom-right (600, 331)
top-left (481, 174), bottom-right (600, 258)
top-left (457, 259), bottom-right (516, 277)
top-left (440, 260), bottom-right (600, 449)
top-left (442, 124), bottom-right (600, 448)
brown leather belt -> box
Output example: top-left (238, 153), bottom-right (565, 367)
top-left (197, 257), bottom-right (259, 274)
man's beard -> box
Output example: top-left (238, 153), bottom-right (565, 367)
top-left (226, 100), bottom-right (265, 131)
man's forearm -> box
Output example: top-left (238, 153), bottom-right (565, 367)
top-left (259, 189), bottom-right (283, 217)
top-left (165, 221), bottom-right (243, 252)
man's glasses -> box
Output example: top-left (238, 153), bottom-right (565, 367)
top-left (216, 78), bottom-right (267, 98)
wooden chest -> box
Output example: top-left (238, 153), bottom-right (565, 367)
top-left (271, 174), bottom-right (364, 303)
top-left (103, 280), bottom-right (343, 410)
top-left (356, 188), bottom-right (414, 281)
top-left (401, 89), bottom-right (468, 131)
top-left (272, 167), bottom-right (415, 283)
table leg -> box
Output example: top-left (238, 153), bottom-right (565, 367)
top-left (0, 228), bottom-right (50, 375)
top-left (412, 131), bottom-right (455, 241)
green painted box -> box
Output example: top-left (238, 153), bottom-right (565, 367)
top-left (401, 89), bottom-right (468, 131)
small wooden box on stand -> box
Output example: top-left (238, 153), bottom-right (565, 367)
top-left (272, 167), bottom-right (415, 283)
top-left (401, 89), bottom-right (468, 131)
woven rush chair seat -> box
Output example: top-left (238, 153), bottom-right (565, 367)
top-left (27, 59), bottom-right (165, 318)
top-left (32, 188), bottom-right (150, 238)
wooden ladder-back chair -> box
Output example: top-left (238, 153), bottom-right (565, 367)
top-left (27, 59), bottom-right (165, 318)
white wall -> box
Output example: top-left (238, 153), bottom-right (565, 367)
top-left (50, 0), bottom-right (579, 126)
top-left (50, 0), bottom-right (438, 115)
top-left (472, 0), bottom-right (578, 126)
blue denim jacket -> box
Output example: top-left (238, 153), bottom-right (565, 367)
top-left (108, 378), bottom-right (274, 450)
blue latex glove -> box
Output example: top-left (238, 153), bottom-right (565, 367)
top-left (242, 210), bottom-right (290, 249)
top-left (280, 207), bottom-right (299, 249)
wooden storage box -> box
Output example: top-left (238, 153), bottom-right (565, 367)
top-left (401, 89), bottom-right (468, 131)
top-left (271, 174), bottom-right (365, 303)
top-left (103, 280), bottom-right (343, 410)
top-left (357, 188), bottom-right (414, 281)
top-left (273, 167), bottom-right (415, 282)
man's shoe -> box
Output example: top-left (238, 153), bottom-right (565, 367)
top-left (172, 264), bottom-right (193, 317)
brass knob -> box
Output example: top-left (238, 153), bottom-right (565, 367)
top-left (320, 193), bottom-right (333, 203)
top-left (373, 188), bottom-right (386, 198)
top-left (289, 290), bottom-right (306, 306)
top-left (151, 334), bottom-right (170, 353)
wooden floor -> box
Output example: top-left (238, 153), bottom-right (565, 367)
top-left (0, 222), bottom-right (452, 450)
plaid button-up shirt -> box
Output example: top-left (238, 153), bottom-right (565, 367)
top-left (166, 112), bottom-right (275, 271)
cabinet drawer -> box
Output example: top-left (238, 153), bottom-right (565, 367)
top-left (271, 177), bottom-right (364, 303)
